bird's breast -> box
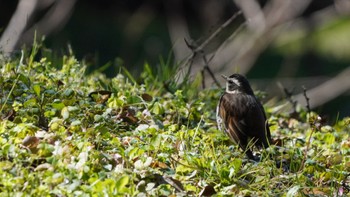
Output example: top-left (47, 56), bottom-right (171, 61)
top-left (222, 93), bottom-right (258, 116)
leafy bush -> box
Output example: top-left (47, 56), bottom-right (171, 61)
top-left (0, 48), bottom-right (349, 196)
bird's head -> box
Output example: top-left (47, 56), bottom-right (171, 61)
top-left (221, 74), bottom-right (254, 95)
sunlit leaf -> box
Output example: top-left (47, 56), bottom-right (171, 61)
top-left (52, 102), bottom-right (65, 110)
top-left (61, 107), bottom-right (69, 120)
top-left (287, 186), bottom-right (300, 197)
top-left (33, 84), bottom-right (41, 97)
top-left (116, 175), bottom-right (129, 193)
top-left (1, 44), bottom-right (350, 196)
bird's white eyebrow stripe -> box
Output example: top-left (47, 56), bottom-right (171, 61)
top-left (229, 78), bottom-right (240, 86)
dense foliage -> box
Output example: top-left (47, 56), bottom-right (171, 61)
top-left (0, 49), bottom-right (349, 196)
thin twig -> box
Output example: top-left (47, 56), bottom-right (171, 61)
top-left (302, 86), bottom-right (311, 113)
top-left (201, 69), bottom-right (205, 89)
top-left (170, 156), bottom-right (198, 170)
top-left (184, 38), bottom-right (221, 88)
top-left (280, 84), bottom-right (298, 117)
top-left (181, 11), bottom-right (244, 88)
top-left (283, 87), bottom-right (296, 109)
top-left (183, 38), bottom-right (197, 76)
top-left (201, 52), bottom-right (221, 87)
top-left (178, 11), bottom-right (243, 71)
top-left (299, 86), bottom-right (315, 172)
top-left (194, 10), bottom-right (242, 54)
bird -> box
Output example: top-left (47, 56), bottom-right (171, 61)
top-left (216, 73), bottom-right (272, 160)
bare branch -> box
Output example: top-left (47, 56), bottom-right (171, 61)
top-left (278, 83), bottom-right (297, 115)
top-left (302, 86), bottom-right (311, 113)
top-left (20, 0), bottom-right (78, 46)
top-left (183, 38), bottom-right (220, 88)
top-left (0, 0), bottom-right (77, 56)
top-left (176, 11), bottom-right (243, 85)
top-left (202, 53), bottom-right (221, 88)
top-left (294, 67), bottom-right (350, 109)
top-left (193, 11), bottom-right (242, 55)
top-left (0, 0), bottom-right (39, 55)
top-left (212, 0), bottom-right (312, 76)
top-left (233, 0), bottom-right (265, 32)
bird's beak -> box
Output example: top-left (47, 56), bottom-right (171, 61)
top-left (221, 74), bottom-right (228, 80)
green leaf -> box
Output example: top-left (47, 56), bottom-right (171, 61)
top-left (94, 114), bottom-right (103, 122)
top-left (176, 162), bottom-right (194, 174)
top-left (61, 107), bottom-right (69, 119)
top-left (33, 84), bottom-right (41, 97)
top-left (116, 175), bottom-right (129, 193)
top-left (52, 102), bottom-right (65, 110)
top-left (63, 89), bottom-right (74, 98)
top-left (287, 186), bottom-right (300, 197)
top-left (24, 98), bottom-right (37, 107)
top-left (44, 110), bottom-right (56, 117)
top-left (152, 102), bottom-right (164, 115)
top-left (121, 67), bottom-right (137, 84)
top-left (150, 134), bottom-right (162, 149)
top-left (127, 147), bottom-right (144, 161)
top-left (18, 73), bottom-right (31, 87)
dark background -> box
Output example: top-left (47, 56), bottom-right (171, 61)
top-left (1, 0), bottom-right (349, 120)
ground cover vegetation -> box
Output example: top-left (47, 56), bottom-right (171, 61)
top-left (0, 45), bottom-right (350, 196)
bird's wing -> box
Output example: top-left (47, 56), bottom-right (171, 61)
top-left (216, 94), bottom-right (225, 132)
top-left (217, 94), bottom-right (248, 146)
top-left (256, 99), bottom-right (272, 142)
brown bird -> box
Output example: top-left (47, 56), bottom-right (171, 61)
top-left (216, 74), bottom-right (272, 160)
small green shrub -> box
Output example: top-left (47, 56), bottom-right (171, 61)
top-left (0, 47), bottom-right (349, 196)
